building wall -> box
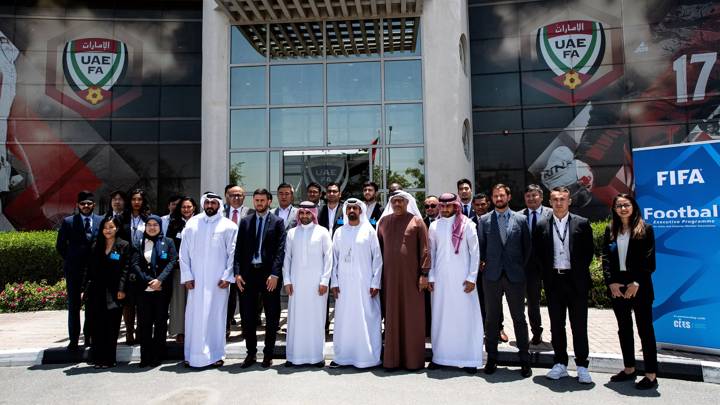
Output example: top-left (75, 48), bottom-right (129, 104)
top-left (0, 1), bottom-right (202, 230)
top-left (468, 0), bottom-right (720, 219)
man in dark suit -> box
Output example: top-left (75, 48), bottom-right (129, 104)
top-left (362, 181), bottom-right (383, 228)
top-left (457, 178), bottom-right (477, 221)
top-left (521, 184), bottom-right (553, 345)
top-left (56, 190), bottom-right (104, 350)
top-left (234, 188), bottom-right (286, 368)
top-left (533, 186), bottom-right (594, 384)
top-left (318, 182), bottom-right (343, 236)
top-left (479, 184), bottom-right (532, 377)
top-left (224, 184), bottom-right (252, 335)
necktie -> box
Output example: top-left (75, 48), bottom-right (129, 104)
top-left (531, 210), bottom-right (538, 233)
top-left (499, 212), bottom-right (507, 244)
top-left (84, 217), bottom-right (92, 240)
top-left (463, 204), bottom-right (469, 216)
top-left (232, 209), bottom-right (238, 224)
top-left (254, 216), bottom-right (264, 259)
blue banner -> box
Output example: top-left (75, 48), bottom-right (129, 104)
top-left (633, 140), bottom-right (720, 353)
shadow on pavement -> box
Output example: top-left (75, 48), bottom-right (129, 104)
top-left (603, 381), bottom-right (661, 398)
top-left (531, 375), bottom-right (596, 392)
top-left (474, 367), bottom-right (528, 383)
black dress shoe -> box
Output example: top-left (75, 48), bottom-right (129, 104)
top-left (635, 376), bottom-right (658, 390)
top-left (530, 334), bottom-right (543, 345)
top-left (241, 356), bottom-right (257, 369)
top-left (520, 363), bottom-right (532, 378)
top-left (284, 361), bottom-right (294, 368)
top-left (261, 358), bottom-right (273, 368)
top-left (67, 342), bottom-right (79, 351)
top-left (314, 361), bottom-right (325, 368)
top-left (328, 361), bottom-right (342, 369)
top-left (610, 370), bottom-right (637, 382)
top-left (426, 361), bottom-right (440, 370)
top-left (484, 359), bottom-right (497, 375)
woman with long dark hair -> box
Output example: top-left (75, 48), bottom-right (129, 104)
top-left (84, 216), bottom-right (136, 369)
top-left (602, 193), bottom-right (658, 390)
top-left (134, 215), bottom-right (177, 367)
top-left (166, 196), bottom-right (199, 344)
top-left (123, 188), bottom-right (151, 345)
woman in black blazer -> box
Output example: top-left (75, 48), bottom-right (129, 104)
top-left (134, 215), bottom-right (178, 367)
top-left (84, 216), bottom-right (136, 369)
top-left (602, 193), bottom-right (658, 390)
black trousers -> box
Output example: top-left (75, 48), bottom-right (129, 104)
top-left (611, 296), bottom-right (658, 373)
top-left (526, 272), bottom-right (543, 337)
top-left (240, 269), bottom-right (281, 357)
top-left (65, 274), bottom-right (88, 344)
top-left (91, 305), bottom-right (122, 366)
top-left (227, 283), bottom-right (241, 329)
top-left (138, 290), bottom-right (171, 364)
top-left (547, 273), bottom-right (589, 368)
top-left (483, 274), bottom-right (529, 361)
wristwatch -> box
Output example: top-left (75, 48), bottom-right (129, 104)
top-left (631, 281), bottom-right (639, 287)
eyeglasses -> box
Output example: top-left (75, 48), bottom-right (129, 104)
top-left (614, 203), bottom-right (632, 209)
top-left (424, 204), bottom-right (438, 209)
top-left (78, 201), bottom-right (94, 206)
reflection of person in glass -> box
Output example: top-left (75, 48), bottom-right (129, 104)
top-left (0, 30), bottom-right (19, 229)
top-left (540, 146), bottom-right (594, 208)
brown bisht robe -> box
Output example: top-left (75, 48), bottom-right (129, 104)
top-left (377, 212), bottom-right (431, 369)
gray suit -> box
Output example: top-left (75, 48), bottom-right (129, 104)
top-left (478, 209), bottom-right (531, 363)
top-left (273, 206), bottom-right (298, 230)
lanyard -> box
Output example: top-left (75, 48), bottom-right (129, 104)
top-left (553, 216), bottom-right (569, 244)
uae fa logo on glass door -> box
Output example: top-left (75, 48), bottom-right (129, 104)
top-left (537, 20), bottom-right (605, 90)
top-left (62, 38), bottom-right (128, 106)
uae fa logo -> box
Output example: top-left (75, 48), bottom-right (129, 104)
top-left (536, 20), bottom-right (605, 90)
top-left (62, 38), bottom-right (128, 106)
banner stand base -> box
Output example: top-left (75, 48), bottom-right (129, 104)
top-left (658, 342), bottom-right (720, 356)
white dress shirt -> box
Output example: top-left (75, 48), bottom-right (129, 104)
top-left (617, 231), bottom-right (630, 272)
top-left (277, 205), bottom-right (292, 223)
top-left (327, 204), bottom-right (338, 226)
top-left (552, 214), bottom-right (571, 269)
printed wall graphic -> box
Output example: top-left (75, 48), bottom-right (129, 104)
top-left (0, 4), bottom-right (202, 231)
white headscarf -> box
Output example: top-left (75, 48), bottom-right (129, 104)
top-left (341, 198), bottom-right (369, 227)
top-left (378, 190), bottom-right (423, 223)
top-left (199, 192), bottom-right (224, 222)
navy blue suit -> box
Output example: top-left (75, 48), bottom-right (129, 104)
top-left (56, 212), bottom-right (104, 345)
top-left (234, 212), bottom-right (286, 357)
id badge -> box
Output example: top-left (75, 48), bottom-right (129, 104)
top-left (370, 218), bottom-right (376, 226)
top-left (160, 252), bottom-right (168, 260)
top-left (109, 252), bottom-right (121, 261)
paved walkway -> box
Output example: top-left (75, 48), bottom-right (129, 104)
top-left (2, 304), bottom-right (718, 364)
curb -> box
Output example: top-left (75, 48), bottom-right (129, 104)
top-left (1, 344), bottom-right (718, 383)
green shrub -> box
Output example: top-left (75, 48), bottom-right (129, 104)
top-left (591, 218), bottom-right (610, 257)
top-left (0, 279), bottom-right (67, 313)
top-left (589, 256), bottom-right (610, 308)
top-left (0, 231), bottom-right (63, 290)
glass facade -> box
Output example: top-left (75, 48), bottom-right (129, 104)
top-left (229, 19), bottom-right (424, 203)
top-left (469, 0), bottom-right (720, 220)
top-left (0, 1), bottom-right (202, 230)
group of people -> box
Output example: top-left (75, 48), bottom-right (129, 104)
top-left (55, 178), bottom-right (659, 390)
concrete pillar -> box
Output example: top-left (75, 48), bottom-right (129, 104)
top-left (421, 0), bottom-right (474, 196)
top-left (200, 0), bottom-right (229, 195)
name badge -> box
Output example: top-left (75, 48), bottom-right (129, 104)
top-left (337, 218), bottom-right (344, 225)
top-left (109, 252), bottom-right (121, 261)
top-left (160, 252), bottom-right (168, 260)
top-left (370, 218), bottom-right (376, 225)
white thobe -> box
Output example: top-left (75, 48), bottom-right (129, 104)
top-left (428, 215), bottom-right (484, 368)
top-left (331, 223), bottom-right (383, 368)
top-left (179, 213), bottom-right (238, 367)
top-left (282, 223), bottom-right (333, 364)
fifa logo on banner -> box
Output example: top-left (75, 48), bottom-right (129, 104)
top-left (656, 169), bottom-right (705, 186)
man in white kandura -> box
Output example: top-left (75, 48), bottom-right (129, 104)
top-left (330, 198), bottom-right (383, 369)
top-left (282, 201), bottom-right (332, 368)
top-left (179, 192), bottom-right (238, 368)
top-left (428, 193), bottom-right (484, 373)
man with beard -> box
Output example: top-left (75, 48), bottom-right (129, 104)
top-left (56, 191), bottom-right (104, 350)
top-left (179, 192), bottom-right (238, 368)
top-left (362, 181), bottom-right (383, 228)
top-left (235, 189), bottom-right (286, 368)
top-left (282, 201), bottom-right (332, 367)
top-left (330, 199), bottom-right (383, 369)
top-left (377, 191), bottom-right (429, 370)
top-left (479, 184), bottom-right (532, 378)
